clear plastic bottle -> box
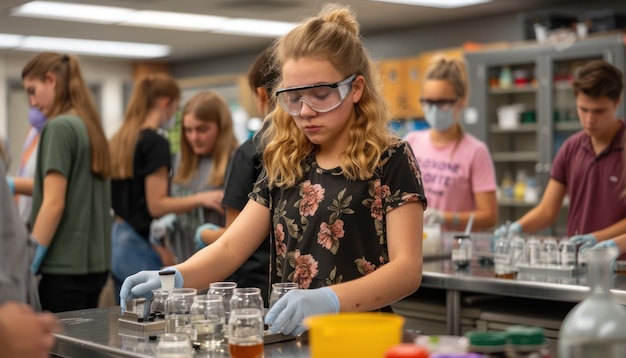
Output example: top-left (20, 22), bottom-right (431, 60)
top-left (452, 235), bottom-right (472, 270)
top-left (558, 246), bottom-right (626, 357)
top-left (501, 172), bottom-right (514, 201)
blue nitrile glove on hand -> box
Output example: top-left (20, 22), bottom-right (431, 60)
top-left (119, 267), bottom-right (184, 312)
top-left (570, 234), bottom-right (598, 253)
top-left (494, 221), bottom-right (521, 238)
top-left (31, 243), bottom-right (48, 274)
top-left (7, 176), bottom-right (15, 194)
top-left (149, 213), bottom-right (177, 246)
top-left (264, 286), bottom-right (340, 336)
top-left (424, 209), bottom-right (444, 225)
top-left (194, 223), bottom-right (221, 251)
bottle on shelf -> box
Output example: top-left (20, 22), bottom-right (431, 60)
top-left (514, 170), bottom-right (527, 202)
top-left (558, 246), bottom-right (626, 357)
top-left (499, 66), bottom-right (513, 89)
top-left (500, 172), bottom-right (514, 201)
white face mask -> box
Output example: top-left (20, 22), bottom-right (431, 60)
top-left (424, 106), bottom-right (455, 131)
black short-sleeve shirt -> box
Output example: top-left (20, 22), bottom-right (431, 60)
top-left (112, 129), bottom-right (171, 239)
top-left (249, 140), bottom-right (427, 289)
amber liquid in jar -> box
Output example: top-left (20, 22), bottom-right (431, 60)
top-left (494, 271), bottom-right (516, 279)
top-left (229, 342), bottom-right (264, 358)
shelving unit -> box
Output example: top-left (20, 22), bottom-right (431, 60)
top-left (464, 32), bottom-right (626, 235)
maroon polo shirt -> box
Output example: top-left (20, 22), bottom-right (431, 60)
top-left (551, 120), bottom-right (626, 236)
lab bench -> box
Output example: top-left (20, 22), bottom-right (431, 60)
top-left (392, 258), bottom-right (626, 354)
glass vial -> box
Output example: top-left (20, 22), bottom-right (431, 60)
top-left (452, 235), bottom-right (472, 270)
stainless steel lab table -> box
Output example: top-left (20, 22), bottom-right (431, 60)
top-left (421, 259), bottom-right (626, 335)
top-left (51, 307), bottom-right (309, 357)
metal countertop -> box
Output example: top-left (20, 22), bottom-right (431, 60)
top-left (421, 259), bottom-right (626, 304)
top-left (51, 307), bottom-right (309, 358)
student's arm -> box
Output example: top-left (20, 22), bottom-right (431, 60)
top-left (444, 191), bottom-right (497, 231)
top-left (199, 207), bottom-right (240, 245)
top-left (31, 172), bottom-right (66, 246)
top-left (608, 233), bottom-right (626, 252)
top-left (591, 218), bottom-right (626, 242)
top-left (145, 167), bottom-right (224, 218)
top-left (176, 199), bottom-right (270, 289)
top-left (11, 177), bottom-right (33, 195)
top-left (516, 178), bottom-right (566, 233)
top-left (332, 201), bottom-right (423, 312)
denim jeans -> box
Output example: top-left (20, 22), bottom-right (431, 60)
top-left (112, 220), bottom-right (162, 304)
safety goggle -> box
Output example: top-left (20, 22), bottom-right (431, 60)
top-left (275, 74), bottom-right (356, 116)
top-left (419, 98), bottom-right (458, 111)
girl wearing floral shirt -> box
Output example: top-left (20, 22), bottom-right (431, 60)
top-left (120, 2), bottom-right (427, 337)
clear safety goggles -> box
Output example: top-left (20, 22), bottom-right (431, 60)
top-left (275, 74), bottom-right (356, 116)
top-left (419, 98), bottom-right (458, 112)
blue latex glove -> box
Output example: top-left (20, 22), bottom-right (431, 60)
top-left (119, 267), bottom-right (184, 312)
top-left (194, 223), bottom-right (221, 251)
top-left (264, 286), bottom-right (340, 336)
top-left (31, 243), bottom-right (48, 274)
top-left (149, 213), bottom-right (177, 246)
top-left (570, 234), bottom-right (598, 253)
top-left (494, 221), bottom-right (521, 238)
top-left (7, 176), bottom-right (15, 194)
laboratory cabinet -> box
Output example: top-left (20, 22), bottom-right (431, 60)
top-left (464, 32), bottom-right (626, 234)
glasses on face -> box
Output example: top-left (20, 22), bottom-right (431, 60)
top-left (275, 74), bottom-right (357, 116)
top-left (419, 98), bottom-right (458, 111)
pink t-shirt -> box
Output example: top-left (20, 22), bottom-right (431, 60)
top-left (404, 130), bottom-right (496, 212)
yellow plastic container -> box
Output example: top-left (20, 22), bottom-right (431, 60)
top-left (304, 312), bottom-right (404, 358)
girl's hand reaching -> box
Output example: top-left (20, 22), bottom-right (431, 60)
top-left (195, 190), bottom-right (225, 215)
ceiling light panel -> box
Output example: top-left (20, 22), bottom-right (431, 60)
top-left (370, 0), bottom-right (491, 8)
top-left (216, 18), bottom-right (298, 38)
top-left (123, 11), bottom-right (229, 32)
top-left (20, 36), bottom-right (170, 58)
top-left (10, 1), bottom-right (133, 24)
top-left (0, 33), bottom-right (23, 49)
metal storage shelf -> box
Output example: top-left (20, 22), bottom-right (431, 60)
top-left (489, 85), bottom-right (537, 94)
top-left (490, 123), bottom-right (538, 133)
top-left (491, 151), bottom-right (538, 162)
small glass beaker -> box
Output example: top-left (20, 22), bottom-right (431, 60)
top-left (541, 238), bottom-right (559, 265)
top-left (526, 237), bottom-right (541, 267)
top-left (230, 287), bottom-right (264, 312)
top-left (559, 239), bottom-right (576, 266)
top-left (451, 235), bottom-right (472, 270)
top-left (228, 308), bottom-right (264, 358)
top-left (208, 282), bottom-right (237, 321)
top-left (511, 236), bottom-right (526, 268)
top-left (269, 282), bottom-right (299, 309)
top-left (190, 294), bottom-right (225, 350)
top-left (157, 333), bottom-right (193, 358)
top-left (164, 288), bottom-right (197, 336)
top-left (494, 235), bottom-right (515, 278)
top-left (150, 289), bottom-right (169, 319)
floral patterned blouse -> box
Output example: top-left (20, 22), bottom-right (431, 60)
top-left (249, 139), bottom-right (426, 289)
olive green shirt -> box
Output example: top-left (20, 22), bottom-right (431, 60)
top-left (31, 114), bottom-right (111, 275)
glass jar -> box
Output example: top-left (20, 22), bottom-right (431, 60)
top-left (494, 235), bottom-right (514, 278)
top-left (208, 282), bottom-right (237, 321)
top-left (228, 308), bottom-right (264, 358)
top-left (541, 238), bottom-right (558, 265)
top-left (526, 237), bottom-right (541, 267)
top-left (230, 287), bottom-right (264, 311)
top-left (189, 294), bottom-right (225, 349)
top-left (559, 239), bottom-right (576, 267)
top-left (559, 246), bottom-right (626, 357)
top-left (452, 235), bottom-right (472, 270)
top-left (150, 289), bottom-right (169, 319)
top-left (164, 288), bottom-right (197, 336)
top-left (269, 282), bottom-right (299, 309)
top-left (157, 333), bottom-right (193, 358)
top-left (511, 236), bottom-right (526, 268)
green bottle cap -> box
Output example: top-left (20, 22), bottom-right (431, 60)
top-left (465, 331), bottom-right (508, 346)
top-left (506, 325), bottom-right (545, 346)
